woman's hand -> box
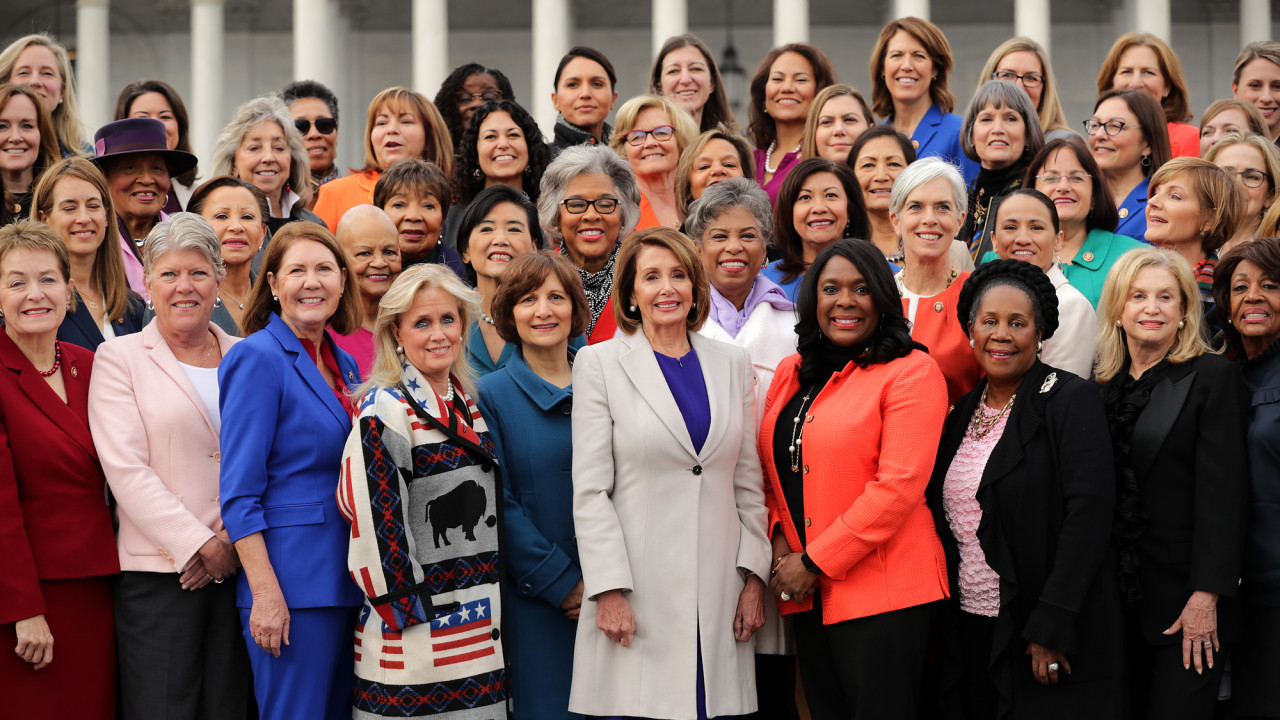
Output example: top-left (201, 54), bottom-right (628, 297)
top-left (560, 580), bottom-right (585, 621)
top-left (595, 589), bottom-right (635, 647)
top-left (770, 531), bottom-right (791, 569)
top-left (196, 534), bottom-right (240, 582)
top-left (14, 614), bottom-right (53, 670)
top-left (249, 584), bottom-right (291, 658)
top-left (1164, 590), bottom-right (1219, 674)
top-left (179, 556), bottom-right (213, 591)
top-left (1026, 642), bottom-right (1071, 685)
top-left (734, 575), bottom-right (767, 642)
top-left (770, 553), bottom-right (820, 604)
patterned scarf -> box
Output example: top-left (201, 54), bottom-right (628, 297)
top-left (562, 243), bottom-right (619, 337)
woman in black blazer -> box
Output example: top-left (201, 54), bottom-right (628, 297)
top-left (927, 260), bottom-right (1123, 719)
top-left (1095, 247), bottom-right (1249, 720)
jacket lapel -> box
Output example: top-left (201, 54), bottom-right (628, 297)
top-left (617, 332), bottom-right (698, 460)
top-left (1130, 363), bottom-right (1196, 483)
top-left (268, 316), bottom-right (350, 431)
top-left (144, 321), bottom-right (226, 441)
top-left (978, 362), bottom-right (1056, 491)
top-left (63, 299), bottom-right (106, 347)
top-left (912, 103), bottom-right (943, 154)
top-left (0, 334), bottom-right (96, 457)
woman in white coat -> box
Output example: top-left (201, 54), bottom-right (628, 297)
top-left (570, 227), bottom-right (773, 719)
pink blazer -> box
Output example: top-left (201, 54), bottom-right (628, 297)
top-left (88, 320), bottom-right (240, 573)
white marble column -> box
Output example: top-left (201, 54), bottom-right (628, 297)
top-left (1241, 0), bottom-right (1272, 47)
top-left (294, 0), bottom-right (334, 84)
top-left (76, 0), bottom-right (110, 135)
top-left (1130, 0), bottom-right (1171, 41)
top-left (533, 0), bottom-right (572, 138)
top-left (1015, 0), bottom-right (1051, 55)
top-left (412, 0), bottom-right (448, 98)
top-left (773, 0), bottom-right (809, 45)
top-left (890, 0), bottom-right (929, 22)
top-left (190, 0), bottom-right (224, 169)
top-left (652, 0), bottom-right (687, 57)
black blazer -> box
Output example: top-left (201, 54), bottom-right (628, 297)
top-left (1122, 353), bottom-right (1250, 644)
top-left (58, 290), bottom-right (147, 352)
top-left (928, 362), bottom-right (1123, 718)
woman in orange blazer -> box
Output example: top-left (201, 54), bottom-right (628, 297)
top-left (0, 221), bottom-right (119, 720)
top-left (761, 238), bottom-right (950, 719)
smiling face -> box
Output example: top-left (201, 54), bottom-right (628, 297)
top-left (1146, 172), bottom-right (1209, 249)
top-left (382, 189), bottom-right (444, 261)
top-left (883, 30), bottom-right (934, 106)
top-left (0, 247), bottom-right (70, 340)
top-left (336, 213), bottom-right (401, 303)
top-left (558, 173), bottom-right (622, 272)
top-left (970, 283), bottom-right (1039, 385)
top-left (995, 50), bottom-right (1044, 109)
top-left (631, 244), bottom-right (694, 333)
top-left (853, 136), bottom-right (909, 214)
top-left (972, 101), bottom-right (1027, 170)
top-left (815, 95), bottom-right (870, 163)
top-left (107, 151), bottom-right (171, 225)
top-left (1235, 58), bottom-right (1280, 137)
top-left (463, 201), bottom-right (536, 282)
top-left (1230, 259), bottom-right (1280, 358)
top-left (792, 171), bottom-right (849, 262)
top-left (624, 107), bottom-right (679, 179)
top-left (198, 185), bottom-right (266, 269)
top-left (393, 285), bottom-right (463, 387)
top-left (233, 120), bottom-right (290, 208)
top-left (765, 52), bottom-right (817, 124)
top-left (689, 138), bottom-right (745, 200)
top-left (266, 238), bottom-right (345, 339)
top-left (1112, 44), bottom-right (1169, 104)
top-left (1089, 97), bottom-right (1150, 177)
top-left (1200, 107), bottom-right (1252, 156)
top-left (513, 273), bottom-right (575, 352)
top-left (1212, 143), bottom-right (1271, 221)
top-left (458, 73), bottom-right (502, 127)
top-left (41, 176), bottom-right (108, 259)
top-left (0, 93), bottom-right (40, 178)
top-left (553, 57), bottom-right (617, 134)
top-left (1121, 265), bottom-right (1183, 355)
top-left (660, 45), bottom-right (712, 120)
top-left (128, 92), bottom-right (179, 151)
top-left (992, 194), bottom-right (1062, 271)
top-left (8, 45), bottom-right (62, 115)
top-left (698, 204), bottom-right (766, 308)
top-left (815, 254), bottom-right (878, 347)
top-left (289, 96), bottom-right (337, 176)
top-left (476, 111), bottom-right (528, 185)
top-left (148, 247), bottom-right (218, 337)
top-left (891, 176), bottom-right (964, 262)
top-left (371, 101), bottom-right (427, 170)
top-left (1033, 147), bottom-right (1094, 229)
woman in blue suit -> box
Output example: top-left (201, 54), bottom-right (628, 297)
top-left (477, 251), bottom-right (589, 719)
top-left (219, 221), bottom-right (365, 720)
top-left (870, 17), bottom-right (980, 185)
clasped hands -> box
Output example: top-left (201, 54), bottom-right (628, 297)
top-left (770, 534), bottom-right (818, 604)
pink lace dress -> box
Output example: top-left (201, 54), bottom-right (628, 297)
top-left (941, 406), bottom-right (1010, 617)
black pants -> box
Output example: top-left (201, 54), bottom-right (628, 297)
top-left (1126, 611), bottom-right (1224, 720)
top-left (790, 594), bottom-right (934, 720)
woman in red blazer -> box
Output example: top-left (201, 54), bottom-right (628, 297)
top-left (0, 221), bottom-right (119, 719)
top-left (761, 238), bottom-right (950, 719)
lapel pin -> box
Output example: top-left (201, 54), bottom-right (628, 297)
top-left (1118, 207), bottom-right (1129, 219)
top-left (71, 366), bottom-right (78, 378)
top-left (1040, 372), bottom-right (1057, 394)
top-left (1082, 251), bottom-right (1094, 262)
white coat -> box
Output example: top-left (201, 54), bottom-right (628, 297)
top-left (1040, 264), bottom-right (1098, 379)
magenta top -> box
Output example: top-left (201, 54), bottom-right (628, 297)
top-left (753, 147), bottom-right (801, 207)
top-left (942, 404), bottom-right (1010, 617)
top-left (332, 325), bottom-right (375, 379)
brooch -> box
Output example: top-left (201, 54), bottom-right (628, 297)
top-left (1039, 372), bottom-right (1057, 394)
top-left (933, 301), bottom-right (944, 313)
top-left (347, 371), bottom-right (354, 382)
top-left (1082, 251), bottom-right (1095, 262)
top-left (1118, 207), bottom-right (1129, 219)
top-left (71, 366), bottom-right (79, 378)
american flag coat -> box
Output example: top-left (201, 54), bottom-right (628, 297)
top-left (338, 361), bottom-right (508, 719)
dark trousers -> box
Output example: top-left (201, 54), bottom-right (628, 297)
top-left (1126, 612), bottom-right (1224, 720)
top-left (115, 570), bottom-right (250, 720)
top-left (791, 595), bottom-right (934, 720)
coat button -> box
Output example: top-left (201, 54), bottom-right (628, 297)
top-left (560, 401), bottom-right (573, 415)
top-left (692, 465), bottom-right (702, 475)
top-left (212, 451), bottom-right (221, 463)
top-left (803, 465), bottom-right (809, 474)
top-left (805, 518), bottom-right (812, 527)
top-left (805, 415), bottom-right (813, 423)
top-left (521, 583), bottom-right (533, 596)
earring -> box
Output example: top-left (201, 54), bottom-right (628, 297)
top-left (1037, 341), bottom-right (1043, 353)
top-left (272, 295), bottom-right (279, 302)
top-left (473, 168), bottom-right (482, 180)
top-left (1178, 319), bottom-right (1185, 329)
top-left (396, 345), bottom-right (403, 354)
top-left (629, 304), bottom-right (636, 312)
top-left (1200, 230), bottom-right (1208, 239)
top-left (1141, 154), bottom-right (1152, 168)
top-left (1115, 319), bottom-right (1122, 327)
top-left (147, 299), bottom-right (154, 311)
top-left (691, 301), bottom-right (696, 309)
top-left (969, 338), bottom-right (975, 348)
top-left (214, 296), bottom-right (222, 308)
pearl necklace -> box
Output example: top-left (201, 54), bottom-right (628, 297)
top-left (37, 342), bottom-right (62, 377)
top-left (440, 378), bottom-right (455, 403)
top-left (479, 310), bottom-right (495, 326)
top-left (764, 139), bottom-right (801, 175)
top-left (788, 384), bottom-right (819, 472)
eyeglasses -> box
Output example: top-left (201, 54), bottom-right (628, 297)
top-left (993, 70), bottom-right (1043, 88)
top-left (1083, 119), bottom-right (1134, 136)
top-left (1036, 173), bottom-right (1092, 186)
top-left (562, 197), bottom-right (619, 214)
top-left (455, 91), bottom-right (502, 105)
top-left (294, 118), bottom-right (337, 135)
top-left (1225, 168), bottom-right (1268, 189)
top-left (624, 125), bottom-right (675, 146)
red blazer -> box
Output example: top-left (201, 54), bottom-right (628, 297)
top-left (902, 273), bottom-right (981, 405)
top-left (0, 334), bottom-right (119, 625)
top-left (587, 298), bottom-right (618, 345)
top-left (759, 350), bottom-right (950, 624)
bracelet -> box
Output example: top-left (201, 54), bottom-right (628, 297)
top-left (800, 551), bottom-right (821, 575)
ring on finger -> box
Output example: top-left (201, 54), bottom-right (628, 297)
top-left (780, 592), bottom-right (792, 601)
top-left (1048, 662), bottom-right (1059, 673)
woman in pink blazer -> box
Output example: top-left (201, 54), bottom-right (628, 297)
top-left (88, 213), bottom-right (251, 718)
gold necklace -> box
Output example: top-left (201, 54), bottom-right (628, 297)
top-left (967, 387), bottom-right (1015, 440)
top-left (898, 266), bottom-right (959, 296)
top-left (788, 384), bottom-right (820, 472)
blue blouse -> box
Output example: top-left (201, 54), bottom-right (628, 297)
top-left (654, 349), bottom-right (710, 454)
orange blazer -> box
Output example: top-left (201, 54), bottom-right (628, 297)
top-left (312, 170), bottom-right (380, 230)
top-left (758, 350), bottom-right (950, 624)
top-left (902, 273), bottom-right (981, 405)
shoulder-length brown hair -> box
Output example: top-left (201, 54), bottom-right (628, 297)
top-left (650, 33), bottom-right (736, 133)
top-left (869, 17), bottom-right (957, 118)
top-left (1096, 33), bottom-right (1191, 124)
top-left (674, 125), bottom-right (756, 219)
top-left (773, 157), bottom-right (871, 285)
top-left (1026, 136), bottom-right (1119, 234)
top-left (241, 221), bottom-right (362, 336)
top-left (114, 79), bottom-right (198, 187)
top-left (1149, 157), bottom-right (1245, 255)
top-left (1094, 89), bottom-right (1172, 178)
top-left (490, 251), bottom-right (589, 344)
top-left (0, 84), bottom-right (60, 199)
top-left (358, 87), bottom-right (454, 178)
top-left (747, 43), bottom-right (839, 149)
top-left (611, 227), bottom-right (710, 335)
top-left (801, 84), bottom-right (874, 160)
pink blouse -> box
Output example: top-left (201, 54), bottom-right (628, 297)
top-left (942, 406), bottom-right (1009, 617)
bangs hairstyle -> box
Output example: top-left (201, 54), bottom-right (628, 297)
top-left (187, 175), bottom-right (272, 224)
top-left (795, 238), bottom-right (923, 383)
top-left (452, 99), bottom-right (552, 206)
top-left (141, 212), bottom-right (226, 283)
top-left (1094, 246), bottom-right (1208, 382)
top-left (960, 79), bottom-right (1045, 164)
top-left (0, 84), bottom-right (60, 192)
top-left (978, 36), bottom-right (1069, 134)
top-left (1149, 157), bottom-right (1245, 254)
top-left (870, 17), bottom-right (956, 118)
top-left (611, 227), bottom-right (709, 334)
top-left (1096, 33), bottom-right (1191, 123)
top-left (848, 124), bottom-right (918, 174)
top-left (0, 34), bottom-right (87, 156)
top-left (773, 157), bottom-right (871, 285)
top-left (0, 219), bottom-right (76, 314)
top-left (358, 263), bottom-right (482, 401)
top-left (801, 84), bottom-right (875, 160)
top-left (359, 87), bottom-right (454, 178)
top-left (432, 63), bottom-right (516, 144)
top-left (490, 251), bottom-right (590, 345)
top-left (372, 158), bottom-right (453, 222)
top-left (684, 177), bottom-right (774, 243)
top-left (609, 95), bottom-right (700, 160)
top-left (30, 157), bottom-right (129, 320)
top-left (650, 33), bottom-right (736, 132)
top-left (241, 221), bottom-right (362, 336)
top-left (675, 124), bottom-right (756, 219)
top-left (538, 144), bottom-right (641, 248)
top-left (1214, 236), bottom-right (1280, 355)
top-left (457, 185), bottom-right (546, 283)
top-left (114, 79), bottom-right (198, 186)
top-left (1200, 99), bottom-right (1270, 142)
top-left (1203, 131), bottom-right (1280, 209)
top-left (888, 156), bottom-right (967, 218)
top-left (1094, 89), bottom-right (1172, 177)
top-left (210, 95), bottom-right (312, 208)
top-left (1026, 136), bottom-right (1118, 233)
top-left (748, 43), bottom-right (839, 148)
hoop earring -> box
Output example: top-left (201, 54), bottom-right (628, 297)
top-left (1141, 154), bottom-right (1152, 169)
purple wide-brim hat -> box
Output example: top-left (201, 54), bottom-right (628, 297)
top-left (91, 117), bottom-right (199, 178)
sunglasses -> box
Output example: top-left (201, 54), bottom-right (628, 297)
top-left (295, 118), bottom-right (337, 135)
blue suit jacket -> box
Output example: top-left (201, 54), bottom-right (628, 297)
top-left (899, 103), bottom-right (980, 185)
top-left (58, 290), bottom-right (147, 352)
top-left (218, 313), bottom-right (364, 610)
top-left (1114, 176), bottom-right (1150, 243)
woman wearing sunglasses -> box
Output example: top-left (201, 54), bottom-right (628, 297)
top-left (282, 80), bottom-right (342, 208)
top-left (610, 95), bottom-right (700, 231)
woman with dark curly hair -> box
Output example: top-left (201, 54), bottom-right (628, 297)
top-left (928, 258), bottom-right (1122, 719)
top-left (432, 62), bottom-right (515, 150)
top-left (747, 43), bottom-right (839, 205)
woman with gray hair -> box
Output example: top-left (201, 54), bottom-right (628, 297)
top-left (88, 212), bottom-right (251, 718)
top-left (211, 95), bottom-right (325, 236)
top-left (958, 79), bottom-right (1045, 258)
top-left (538, 144), bottom-right (641, 343)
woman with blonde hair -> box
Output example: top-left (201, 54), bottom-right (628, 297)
top-left (1232, 41), bottom-right (1280, 144)
top-left (674, 125), bottom-right (755, 221)
top-left (609, 94), bottom-right (699, 230)
top-left (0, 33), bottom-right (89, 156)
top-left (1204, 132), bottom-right (1280, 255)
top-left (1096, 33), bottom-right (1198, 158)
top-left (800, 84), bottom-right (873, 163)
top-left (978, 36), bottom-right (1073, 141)
top-left (1199, 99), bottom-right (1269, 156)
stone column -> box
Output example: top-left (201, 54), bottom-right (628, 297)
top-left (1015, 0), bottom-right (1051, 56)
top-left (533, 0), bottom-right (572, 138)
top-left (652, 0), bottom-right (688, 57)
top-left (889, 0), bottom-right (929, 22)
top-left (773, 0), bottom-right (809, 45)
top-left (1241, 0), bottom-right (1272, 47)
top-left (190, 0), bottom-right (224, 169)
top-left (412, 0), bottom-right (448, 97)
top-left (76, 0), bottom-right (111, 135)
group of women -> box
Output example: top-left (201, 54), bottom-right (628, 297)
top-left (5, 15), bottom-right (1280, 720)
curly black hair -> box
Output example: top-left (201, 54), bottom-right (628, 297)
top-left (433, 63), bottom-right (517, 147)
top-left (452, 100), bottom-right (553, 207)
top-left (956, 257), bottom-right (1060, 341)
